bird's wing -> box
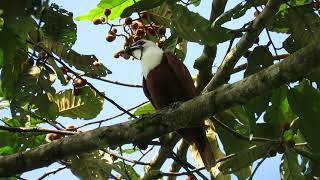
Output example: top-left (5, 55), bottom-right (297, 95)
top-left (164, 52), bottom-right (197, 98)
top-left (142, 77), bottom-right (156, 107)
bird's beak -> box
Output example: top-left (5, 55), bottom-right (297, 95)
top-left (124, 44), bottom-right (143, 56)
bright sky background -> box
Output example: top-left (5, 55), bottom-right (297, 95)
top-left (17, 0), bottom-right (288, 179)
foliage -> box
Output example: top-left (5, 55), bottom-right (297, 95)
top-left (0, 0), bottom-right (320, 179)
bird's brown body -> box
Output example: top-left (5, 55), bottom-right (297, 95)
top-left (142, 52), bottom-right (215, 169)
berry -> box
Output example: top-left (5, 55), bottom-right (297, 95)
top-left (136, 28), bottom-right (145, 37)
top-left (186, 176), bottom-right (194, 180)
top-left (106, 33), bottom-right (116, 42)
top-left (113, 52), bottom-right (120, 58)
top-left (158, 27), bottom-right (166, 36)
top-left (122, 53), bottom-right (130, 60)
top-left (139, 11), bottom-right (148, 19)
top-left (73, 79), bottom-right (87, 87)
top-left (131, 21), bottom-right (142, 30)
top-left (38, 51), bottom-right (47, 60)
top-left (66, 124), bottom-right (76, 131)
top-left (147, 27), bottom-right (156, 36)
top-left (125, 17), bottom-right (133, 25)
top-left (111, 28), bottom-right (117, 34)
top-left (47, 133), bottom-right (62, 141)
top-left (104, 8), bottom-right (111, 17)
top-left (92, 17), bottom-right (102, 25)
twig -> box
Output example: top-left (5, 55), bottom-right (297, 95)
top-left (77, 101), bottom-right (149, 129)
top-left (37, 166), bottom-right (68, 180)
top-left (249, 156), bottom-right (267, 180)
top-left (265, 29), bottom-right (279, 57)
top-left (119, 147), bottom-right (131, 180)
top-left (102, 149), bottom-right (150, 165)
top-left (132, 145), bottom-right (155, 167)
top-left (210, 117), bottom-right (276, 142)
top-left (85, 76), bottom-right (142, 88)
top-left (162, 167), bottom-right (205, 176)
top-left (26, 40), bottom-right (137, 119)
top-left (0, 125), bottom-right (77, 135)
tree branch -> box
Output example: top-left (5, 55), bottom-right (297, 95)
top-left (203, 0), bottom-right (288, 93)
top-left (0, 42), bottom-right (319, 177)
top-left (0, 126), bottom-right (77, 135)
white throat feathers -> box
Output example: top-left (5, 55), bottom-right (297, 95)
top-left (132, 41), bottom-right (163, 78)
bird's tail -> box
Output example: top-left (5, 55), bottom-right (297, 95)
top-left (177, 126), bottom-right (215, 170)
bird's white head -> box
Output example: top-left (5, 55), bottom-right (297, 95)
top-left (125, 40), bottom-right (163, 78)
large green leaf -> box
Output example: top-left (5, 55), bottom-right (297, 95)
top-left (287, 80), bottom-right (320, 153)
top-left (244, 46), bottom-right (274, 77)
top-left (133, 102), bottom-right (155, 116)
top-left (280, 150), bottom-right (304, 180)
top-left (219, 142), bottom-right (274, 174)
top-left (42, 3), bottom-right (77, 48)
top-left (264, 86), bottom-right (297, 126)
top-left (163, 34), bottom-right (188, 61)
top-left (70, 150), bottom-right (112, 180)
top-left (121, 0), bottom-right (178, 18)
top-left (148, 3), bottom-right (236, 45)
top-left (75, 0), bottom-right (136, 21)
top-left (112, 161), bottom-right (140, 179)
top-left (53, 87), bottom-right (104, 120)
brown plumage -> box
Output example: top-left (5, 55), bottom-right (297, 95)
top-left (142, 52), bottom-right (215, 169)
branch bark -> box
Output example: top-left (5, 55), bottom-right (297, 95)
top-left (0, 42), bottom-right (319, 177)
top-left (203, 0), bottom-right (288, 93)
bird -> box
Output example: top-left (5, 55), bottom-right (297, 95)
top-left (124, 39), bottom-right (215, 169)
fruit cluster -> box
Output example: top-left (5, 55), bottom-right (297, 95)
top-left (92, 8), bottom-right (167, 59)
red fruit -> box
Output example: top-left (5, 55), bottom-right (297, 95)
top-left (136, 28), bottom-right (145, 37)
top-left (92, 17), bottom-right (102, 25)
top-left (106, 34), bottom-right (116, 42)
top-left (47, 133), bottom-right (63, 141)
top-left (73, 79), bottom-right (87, 87)
top-left (66, 124), bottom-right (76, 131)
top-left (158, 27), bottom-right (166, 36)
top-left (125, 17), bottom-right (133, 25)
top-left (139, 11), bottom-right (148, 19)
top-left (131, 21), bottom-right (142, 30)
top-left (111, 28), bottom-right (117, 34)
top-left (104, 8), bottom-right (111, 17)
top-left (113, 52), bottom-right (120, 58)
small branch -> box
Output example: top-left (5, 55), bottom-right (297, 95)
top-left (0, 125), bottom-right (77, 135)
top-left (210, 117), bottom-right (276, 142)
top-left (102, 149), bottom-right (150, 165)
top-left (162, 167), bottom-right (205, 176)
top-left (132, 145), bottom-right (155, 167)
top-left (203, 0), bottom-right (288, 92)
top-left (167, 140), bottom-right (189, 180)
top-left (37, 166), bottom-right (68, 180)
top-left (77, 101), bottom-right (149, 129)
top-left (84, 76), bottom-right (142, 88)
top-left (249, 156), bottom-right (267, 180)
top-left (26, 40), bottom-right (137, 119)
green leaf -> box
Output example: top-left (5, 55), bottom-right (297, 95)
top-left (287, 80), bottom-right (320, 153)
top-left (280, 150), bottom-right (304, 180)
top-left (133, 102), bottom-right (155, 116)
top-left (121, 0), bottom-right (176, 18)
top-left (53, 87), bottom-right (104, 120)
top-left (70, 150), bottom-right (113, 180)
top-left (149, 3), bottom-right (236, 45)
top-left (0, 48), bottom-right (3, 69)
top-left (75, 0), bottom-right (136, 21)
top-left (219, 142), bottom-right (274, 174)
top-left (113, 161), bottom-right (140, 179)
top-left (163, 34), bottom-right (188, 61)
top-left (42, 3), bottom-right (77, 48)
top-left (244, 46), bottom-right (274, 77)
top-left (264, 86), bottom-right (297, 126)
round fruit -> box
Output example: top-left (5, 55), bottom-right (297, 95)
top-left (131, 21), bottom-right (142, 30)
top-left (136, 28), bottom-right (145, 37)
top-left (66, 124), bottom-right (76, 131)
top-left (125, 17), bottom-right (133, 25)
top-left (47, 133), bottom-right (62, 141)
top-left (147, 27), bottom-right (156, 36)
top-left (73, 79), bottom-right (87, 87)
top-left (104, 8), bottom-right (111, 17)
top-left (158, 27), bottom-right (166, 36)
top-left (139, 11), bottom-right (148, 19)
top-left (38, 51), bottom-right (47, 60)
top-left (113, 52), bottom-right (120, 58)
top-left (123, 53), bottom-right (131, 60)
top-left (186, 176), bottom-right (194, 180)
top-left (111, 28), bottom-right (117, 34)
top-left (92, 17), bottom-right (102, 25)
top-left (106, 34), bottom-right (116, 42)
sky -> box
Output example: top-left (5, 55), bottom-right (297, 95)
top-left (17, 0), bottom-right (289, 179)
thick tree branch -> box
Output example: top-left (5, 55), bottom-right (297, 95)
top-left (0, 42), bottom-right (319, 177)
top-left (203, 0), bottom-right (288, 93)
